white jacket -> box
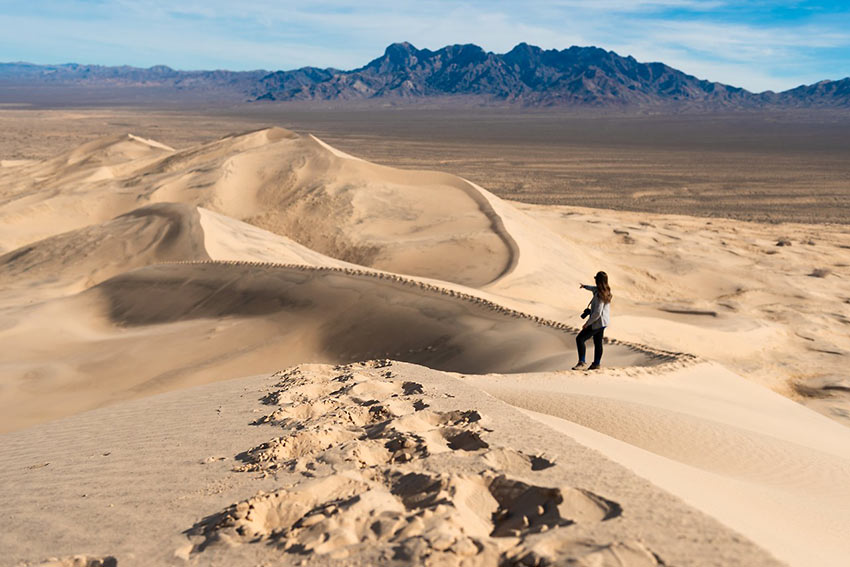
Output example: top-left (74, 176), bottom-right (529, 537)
top-left (581, 285), bottom-right (611, 330)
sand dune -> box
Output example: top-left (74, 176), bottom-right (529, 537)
top-left (0, 127), bottom-right (529, 287)
top-left (520, 203), bottom-right (850, 421)
top-left (1, 127), bottom-right (848, 567)
top-left (0, 203), bottom-right (208, 302)
top-left (0, 134), bottom-right (175, 250)
top-left (0, 200), bottom-right (351, 304)
top-left (197, 207), bottom-right (352, 267)
top-left (466, 362), bottom-right (850, 567)
top-left (0, 261), bottom-right (669, 432)
top-left (0, 129), bottom-right (629, 431)
top-left (0, 362), bottom-right (782, 567)
top-left (53, 132), bottom-right (173, 170)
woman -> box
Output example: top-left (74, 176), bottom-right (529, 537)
top-left (573, 271), bottom-right (612, 370)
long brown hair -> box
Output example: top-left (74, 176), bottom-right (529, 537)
top-left (595, 271), bottom-right (612, 303)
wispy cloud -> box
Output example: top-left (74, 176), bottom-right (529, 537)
top-left (0, 0), bottom-right (848, 91)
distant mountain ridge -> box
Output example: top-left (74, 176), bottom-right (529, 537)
top-left (254, 42), bottom-right (753, 108)
top-left (2, 42), bottom-right (848, 109)
top-left (0, 61), bottom-right (266, 100)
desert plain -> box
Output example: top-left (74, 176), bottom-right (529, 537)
top-left (0, 106), bottom-right (849, 567)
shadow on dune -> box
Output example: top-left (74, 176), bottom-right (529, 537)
top-left (91, 262), bottom-right (661, 375)
top-left (0, 203), bottom-right (209, 294)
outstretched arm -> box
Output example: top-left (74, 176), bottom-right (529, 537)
top-left (580, 284), bottom-right (598, 292)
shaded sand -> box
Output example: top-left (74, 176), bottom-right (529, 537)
top-left (0, 132), bottom-right (661, 432)
top-left (2, 128), bottom-right (849, 567)
top-left (0, 203), bottom-right (209, 302)
top-left (0, 362), bottom-right (781, 567)
top-left (0, 261), bottom-right (667, 432)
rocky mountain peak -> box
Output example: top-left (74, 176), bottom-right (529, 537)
top-left (2, 42), bottom-right (848, 109)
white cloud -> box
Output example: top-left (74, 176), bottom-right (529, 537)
top-left (1, 0), bottom-right (848, 90)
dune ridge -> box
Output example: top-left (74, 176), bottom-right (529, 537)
top-left (1, 126), bottom-right (525, 286)
top-left (156, 259), bottom-right (692, 364)
top-left (308, 133), bottom-right (522, 284)
top-left (0, 257), bottom-right (678, 432)
top-left (0, 202), bottom-right (209, 301)
top-left (1, 127), bottom-right (848, 567)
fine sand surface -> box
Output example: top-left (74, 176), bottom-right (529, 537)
top-left (0, 363), bottom-right (782, 567)
top-left (0, 127), bottom-right (516, 286)
top-left (466, 364), bottom-right (850, 567)
top-left (1, 127), bottom-right (849, 567)
top-left (517, 203), bottom-right (850, 423)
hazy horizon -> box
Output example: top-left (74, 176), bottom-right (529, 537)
top-left (2, 1), bottom-right (849, 93)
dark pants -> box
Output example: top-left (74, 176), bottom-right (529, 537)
top-left (576, 326), bottom-right (605, 364)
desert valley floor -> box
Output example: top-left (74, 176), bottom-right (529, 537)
top-left (1, 111), bottom-right (849, 567)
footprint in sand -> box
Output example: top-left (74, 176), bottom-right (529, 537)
top-left (191, 468), bottom-right (634, 566)
top-left (190, 363), bottom-right (651, 567)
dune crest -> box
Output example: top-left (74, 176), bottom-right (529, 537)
top-left (0, 260), bottom-right (678, 431)
top-left (1, 128), bottom-right (539, 286)
top-left (0, 203), bottom-right (209, 301)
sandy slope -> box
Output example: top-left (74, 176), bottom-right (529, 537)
top-left (465, 363), bottom-right (850, 567)
top-left (0, 127), bottom-right (521, 287)
top-left (0, 130), bottom-right (660, 432)
top-left (519, 204), bottom-right (850, 423)
top-left (0, 259), bottom-right (666, 432)
top-left (0, 362), bottom-right (782, 567)
top-left (1, 129), bottom-right (849, 566)
top-left (0, 203), bottom-right (209, 302)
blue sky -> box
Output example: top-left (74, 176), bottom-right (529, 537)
top-left (1, 1), bottom-right (849, 92)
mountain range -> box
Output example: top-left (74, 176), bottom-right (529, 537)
top-left (2, 42), bottom-right (848, 109)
